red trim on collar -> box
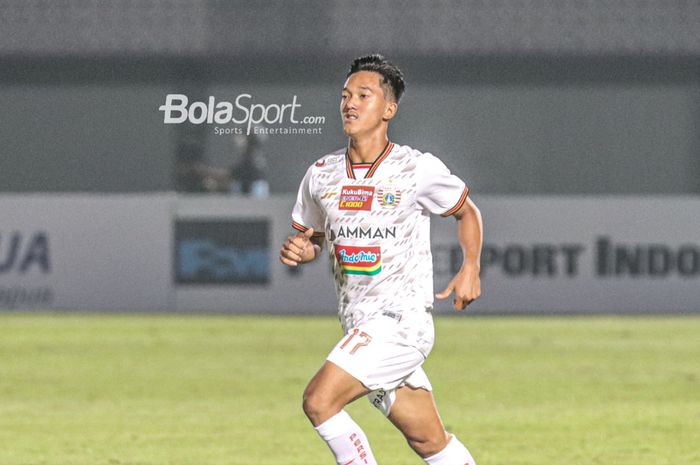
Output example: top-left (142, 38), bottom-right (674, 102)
top-left (345, 141), bottom-right (394, 179)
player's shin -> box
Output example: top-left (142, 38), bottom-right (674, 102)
top-left (423, 434), bottom-right (475, 465)
top-left (314, 410), bottom-right (378, 465)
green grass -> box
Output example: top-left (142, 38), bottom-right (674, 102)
top-left (0, 314), bottom-right (698, 465)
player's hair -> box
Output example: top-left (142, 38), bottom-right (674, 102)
top-left (347, 54), bottom-right (405, 103)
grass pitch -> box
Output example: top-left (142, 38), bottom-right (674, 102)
top-left (0, 314), bottom-right (698, 465)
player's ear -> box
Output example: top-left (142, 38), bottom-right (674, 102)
top-left (383, 101), bottom-right (398, 121)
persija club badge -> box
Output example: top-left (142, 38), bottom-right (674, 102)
top-left (339, 185), bottom-right (374, 211)
top-left (335, 245), bottom-right (382, 276)
top-left (377, 186), bottom-right (402, 208)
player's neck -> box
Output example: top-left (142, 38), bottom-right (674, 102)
top-left (347, 133), bottom-right (390, 164)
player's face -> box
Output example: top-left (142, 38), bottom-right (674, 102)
top-left (340, 71), bottom-right (397, 138)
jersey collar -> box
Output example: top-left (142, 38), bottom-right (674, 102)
top-left (345, 141), bottom-right (394, 180)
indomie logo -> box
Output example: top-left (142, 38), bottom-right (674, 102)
top-left (338, 185), bottom-right (374, 211)
top-left (335, 245), bottom-right (381, 276)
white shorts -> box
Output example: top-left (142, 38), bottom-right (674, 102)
top-left (326, 319), bottom-right (433, 416)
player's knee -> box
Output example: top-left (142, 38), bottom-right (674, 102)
top-left (407, 431), bottom-right (449, 458)
top-left (302, 387), bottom-right (334, 424)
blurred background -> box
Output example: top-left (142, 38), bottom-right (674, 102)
top-left (1, 0), bottom-right (699, 314)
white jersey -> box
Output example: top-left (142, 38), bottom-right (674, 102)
top-left (292, 142), bottom-right (468, 334)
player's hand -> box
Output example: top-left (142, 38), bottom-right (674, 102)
top-left (279, 228), bottom-right (319, 267)
top-left (435, 263), bottom-right (481, 311)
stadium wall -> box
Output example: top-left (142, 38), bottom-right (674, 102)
top-left (1, 194), bottom-right (698, 314)
top-left (1, 81), bottom-right (699, 195)
top-left (203, 81), bottom-right (700, 196)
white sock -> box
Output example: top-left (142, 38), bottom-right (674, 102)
top-left (314, 410), bottom-right (378, 465)
top-left (424, 434), bottom-right (476, 465)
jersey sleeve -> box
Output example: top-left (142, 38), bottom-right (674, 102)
top-left (416, 153), bottom-right (469, 217)
top-left (291, 165), bottom-right (325, 235)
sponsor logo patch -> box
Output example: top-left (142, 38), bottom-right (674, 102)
top-left (377, 186), bottom-right (402, 208)
top-left (330, 226), bottom-right (396, 241)
top-left (334, 245), bottom-right (381, 276)
top-left (339, 185), bottom-right (374, 211)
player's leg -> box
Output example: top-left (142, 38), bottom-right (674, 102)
top-left (388, 386), bottom-right (476, 465)
top-left (303, 360), bottom-right (377, 465)
top-left (303, 360), bottom-right (369, 426)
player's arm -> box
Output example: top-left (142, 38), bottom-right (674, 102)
top-left (436, 196), bottom-right (483, 311)
top-left (284, 162), bottom-right (325, 267)
top-left (279, 228), bottom-right (323, 267)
